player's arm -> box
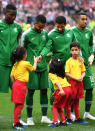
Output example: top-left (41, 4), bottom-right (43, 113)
top-left (65, 72), bottom-right (78, 81)
top-left (88, 32), bottom-right (94, 65)
top-left (40, 38), bottom-right (52, 56)
top-left (55, 82), bottom-right (65, 96)
top-left (10, 75), bottom-right (15, 83)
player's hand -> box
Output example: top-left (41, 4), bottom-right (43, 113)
top-left (34, 56), bottom-right (38, 64)
top-left (77, 77), bottom-right (83, 82)
top-left (88, 54), bottom-right (94, 66)
top-left (37, 55), bottom-right (42, 63)
top-left (51, 91), bottom-right (56, 98)
top-left (78, 56), bottom-right (84, 62)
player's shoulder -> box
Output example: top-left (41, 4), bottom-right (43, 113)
top-left (14, 21), bottom-right (22, 27)
top-left (48, 29), bottom-right (56, 36)
top-left (0, 19), bottom-right (5, 27)
top-left (22, 28), bottom-right (31, 37)
top-left (70, 26), bottom-right (77, 30)
top-left (66, 57), bottom-right (72, 63)
top-left (84, 27), bottom-right (92, 33)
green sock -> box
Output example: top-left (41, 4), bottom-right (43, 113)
top-left (85, 89), bottom-right (93, 112)
top-left (40, 90), bottom-right (48, 116)
top-left (26, 91), bottom-right (34, 117)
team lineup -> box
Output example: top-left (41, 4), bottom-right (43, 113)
top-left (0, 3), bottom-right (95, 130)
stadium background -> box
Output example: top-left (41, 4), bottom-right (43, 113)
top-left (0, 0), bottom-right (95, 131)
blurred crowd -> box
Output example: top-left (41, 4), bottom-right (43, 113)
top-left (0, 0), bottom-right (95, 34)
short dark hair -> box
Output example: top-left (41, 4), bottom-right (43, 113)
top-left (5, 4), bottom-right (16, 11)
top-left (35, 15), bottom-right (46, 23)
top-left (55, 16), bottom-right (66, 25)
top-left (49, 58), bottom-right (65, 78)
top-left (70, 42), bottom-right (80, 49)
top-left (77, 11), bottom-right (87, 18)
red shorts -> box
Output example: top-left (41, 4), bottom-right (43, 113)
top-left (68, 80), bottom-right (84, 99)
top-left (53, 86), bottom-right (72, 108)
top-left (11, 80), bottom-right (27, 104)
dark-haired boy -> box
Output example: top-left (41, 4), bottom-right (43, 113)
top-left (0, 4), bottom-right (22, 93)
top-left (65, 42), bottom-right (88, 123)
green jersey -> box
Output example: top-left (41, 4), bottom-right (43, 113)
top-left (72, 26), bottom-right (94, 65)
top-left (0, 19), bottom-right (22, 66)
top-left (22, 28), bottom-right (51, 72)
top-left (48, 28), bottom-right (75, 62)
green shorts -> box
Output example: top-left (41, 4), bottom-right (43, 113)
top-left (0, 65), bottom-right (12, 93)
top-left (83, 66), bottom-right (94, 90)
top-left (27, 70), bottom-right (49, 90)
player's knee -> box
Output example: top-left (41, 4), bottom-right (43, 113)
top-left (28, 89), bottom-right (35, 95)
top-left (40, 89), bottom-right (47, 94)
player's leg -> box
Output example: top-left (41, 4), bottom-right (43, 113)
top-left (83, 67), bottom-right (95, 120)
top-left (40, 70), bottom-right (52, 123)
top-left (26, 72), bottom-right (38, 125)
top-left (0, 65), bottom-right (11, 93)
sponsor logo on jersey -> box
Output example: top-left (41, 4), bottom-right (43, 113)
top-left (31, 38), bottom-right (35, 40)
top-left (42, 35), bottom-right (46, 39)
top-left (14, 28), bottom-right (17, 32)
top-left (85, 33), bottom-right (89, 39)
top-left (66, 33), bottom-right (71, 37)
top-left (56, 36), bottom-right (59, 39)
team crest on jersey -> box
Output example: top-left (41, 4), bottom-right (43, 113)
top-left (85, 33), bottom-right (89, 39)
top-left (66, 33), bottom-right (71, 37)
top-left (14, 28), bottom-right (17, 32)
top-left (42, 35), bottom-right (46, 40)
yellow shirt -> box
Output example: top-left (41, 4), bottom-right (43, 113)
top-left (65, 57), bottom-right (86, 78)
top-left (49, 73), bottom-right (71, 90)
top-left (11, 60), bottom-right (34, 82)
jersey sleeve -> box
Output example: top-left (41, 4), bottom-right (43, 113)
top-left (11, 65), bottom-right (16, 76)
top-left (21, 30), bottom-right (29, 47)
top-left (40, 32), bottom-right (52, 56)
top-left (17, 24), bottom-right (22, 43)
top-left (49, 73), bottom-right (59, 85)
top-left (27, 62), bottom-right (34, 72)
top-left (65, 60), bottom-right (70, 73)
top-left (89, 32), bottom-right (94, 53)
top-left (81, 62), bottom-right (86, 72)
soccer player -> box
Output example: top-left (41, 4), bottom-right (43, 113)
top-left (0, 4), bottom-right (22, 93)
top-left (48, 16), bottom-right (75, 63)
top-left (72, 12), bottom-right (95, 120)
top-left (21, 15), bottom-right (52, 125)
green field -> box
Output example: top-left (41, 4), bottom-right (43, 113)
top-left (0, 66), bottom-right (95, 131)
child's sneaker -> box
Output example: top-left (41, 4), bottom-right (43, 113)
top-left (48, 123), bottom-right (59, 127)
top-left (66, 119), bottom-right (72, 125)
top-left (58, 121), bottom-right (67, 126)
top-left (13, 122), bottom-right (24, 130)
top-left (75, 118), bottom-right (88, 123)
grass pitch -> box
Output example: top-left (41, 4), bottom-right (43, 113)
top-left (0, 66), bottom-right (95, 131)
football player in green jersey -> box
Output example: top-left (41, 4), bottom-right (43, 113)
top-left (48, 16), bottom-right (75, 63)
top-left (72, 12), bottom-right (95, 120)
top-left (0, 4), bottom-right (22, 93)
top-left (21, 15), bottom-right (52, 125)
